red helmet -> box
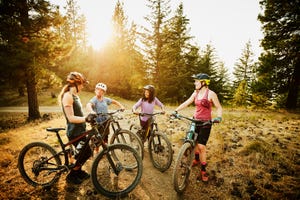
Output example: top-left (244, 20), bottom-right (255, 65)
top-left (67, 72), bottom-right (88, 85)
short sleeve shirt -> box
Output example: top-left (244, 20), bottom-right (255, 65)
top-left (89, 96), bottom-right (112, 122)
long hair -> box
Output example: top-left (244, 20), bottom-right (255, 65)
top-left (142, 89), bottom-right (155, 103)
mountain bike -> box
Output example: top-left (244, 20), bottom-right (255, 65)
top-left (95, 109), bottom-right (144, 166)
top-left (18, 111), bottom-right (143, 198)
top-left (171, 112), bottom-right (215, 193)
top-left (130, 112), bottom-right (173, 172)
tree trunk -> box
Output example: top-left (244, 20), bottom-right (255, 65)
top-left (26, 70), bottom-right (41, 120)
top-left (286, 60), bottom-right (300, 110)
top-left (19, 0), bottom-right (40, 120)
top-left (18, 87), bottom-right (25, 97)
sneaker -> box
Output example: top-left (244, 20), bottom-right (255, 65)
top-left (77, 170), bottom-right (90, 180)
top-left (66, 171), bottom-right (83, 184)
top-left (201, 171), bottom-right (209, 182)
top-left (192, 159), bottom-right (201, 167)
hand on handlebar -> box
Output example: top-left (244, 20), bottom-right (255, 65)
top-left (212, 117), bottom-right (222, 123)
top-left (170, 111), bottom-right (179, 118)
top-left (85, 113), bottom-right (97, 123)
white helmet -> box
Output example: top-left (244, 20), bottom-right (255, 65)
top-left (95, 82), bottom-right (107, 91)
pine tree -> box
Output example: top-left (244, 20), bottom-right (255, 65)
top-left (0, 0), bottom-right (67, 120)
top-left (233, 41), bottom-right (255, 89)
top-left (232, 41), bottom-right (256, 106)
top-left (90, 1), bottom-right (144, 99)
top-left (158, 2), bottom-right (196, 102)
top-left (257, 0), bottom-right (300, 109)
top-left (214, 62), bottom-right (232, 104)
top-left (141, 0), bottom-right (171, 85)
top-left (57, 0), bottom-right (89, 77)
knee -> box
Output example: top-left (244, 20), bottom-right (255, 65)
top-left (198, 144), bottom-right (206, 153)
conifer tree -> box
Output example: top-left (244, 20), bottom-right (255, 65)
top-left (0, 0), bottom-right (65, 120)
top-left (232, 41), bottom-right (256, 106)
top-left (233, 41), bottom-right (255, 89)
top-left (141, 0), bottom-right (171, 85)
top-left (257, 0), bottom-right (299, 109)
top-left (91, 1), bottom-right (143, 98)
top-left (158, 2), bottom-right (196, 102)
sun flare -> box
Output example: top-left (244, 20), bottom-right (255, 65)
top-left (87, 24), bottom-right (113, 50)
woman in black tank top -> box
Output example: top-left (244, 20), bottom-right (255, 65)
top-left (58, 72), bottom-right (92, 185)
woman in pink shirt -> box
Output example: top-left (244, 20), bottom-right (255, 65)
top-left (132, 85), bottom-right (165, 137)
top-left (174, 73), bottom-right (222, 182)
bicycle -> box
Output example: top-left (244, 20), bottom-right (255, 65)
top-left (18, 111), bottom-right (143, 198)
top-left (94, 109), bottom-right (144, 166)
top-left (171, 112), bottom-right (216, 193)
top-left (130, 112), bottom-right (173, 172)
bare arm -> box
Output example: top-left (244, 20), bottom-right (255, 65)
top-left (175, 92), bottom-right (196, 112)
top-left (86, 102), bottom-right (96, 114)
top-left (112, 99), bottom-right (125, 110)
top-left (210, 91), bottom-right (222, 118)
top-left (62, 92), bottom-right (86, 123)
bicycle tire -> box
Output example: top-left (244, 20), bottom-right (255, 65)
top-left (18, 142), bottom-right (62, 187)
top-left (110, 129), bottom-right (144, 161)
top-left (91, 143), bottom-right (143, 198)
top-left (172, 142), bottom-right (193, 193)
top-left (148, 131), bottom-right (173, 172)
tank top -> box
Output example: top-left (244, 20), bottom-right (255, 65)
top-left (194, 89), bottom-right (212, 121)
top-left (62, 94), bottom-right (86, 137)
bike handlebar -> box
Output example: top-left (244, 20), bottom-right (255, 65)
top-left (86, 109), bottom-right (124, 125)
top-left (170, 113), bottom-right (214, 126)
top-left (138, 111), bottom-right (165, 117)
top-left (96, 109), bottom-right (125, 117)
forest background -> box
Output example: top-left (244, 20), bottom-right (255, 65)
top-left (0, 0), bottom-right (299, 121)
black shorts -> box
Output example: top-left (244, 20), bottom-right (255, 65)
top-left (195, 123), bottom-right (212, 145)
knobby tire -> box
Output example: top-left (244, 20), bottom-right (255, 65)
top-left (91, 143), bottom-right (143, 198)
top-left (148, 131), bottom-right (173, 172)
top-left (18, 142), bottom-right (62, 187)
top-left (110, 129), bottom-right (144, 169)
top-left (172, 142), bottom-right (193, 193)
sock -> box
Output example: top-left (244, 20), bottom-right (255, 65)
top-left (195, 152), bottom-right (200, 161)
top-left (201, 162), bottom-right (207, 171)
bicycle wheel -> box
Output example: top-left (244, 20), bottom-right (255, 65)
top-left (91, 143), bottom-right (143, 198)
top-left (18, 142), bottom-right (62, 187)
top-left (148, 131), bottom-right (173, 172)
top-left (110, 129), bottom-right (144, 161)
top-left (172, 142), bottom-right (193, 193)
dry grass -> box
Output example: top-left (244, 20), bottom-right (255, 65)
top-left (0, 106), bottom-right (299, 199)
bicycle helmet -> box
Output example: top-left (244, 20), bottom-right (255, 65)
top-left (67, 72), bottom-right (88, 85)
top-left (143, 85), bottom-right (155, 93)
top-left (191, 73), bottom-right (210, 85)
top-left (95, 82), bottom-right (107, 92)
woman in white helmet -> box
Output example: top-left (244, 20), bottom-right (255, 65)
top-left (86, 82), bottom-right (125, 142)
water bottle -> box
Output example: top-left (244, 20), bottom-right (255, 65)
top-left (187, 131), bottom-right (193, 139)
top-left (187, 123), bottom-right (196, 139)
top-left (75, 141), bottom-right (85, 155)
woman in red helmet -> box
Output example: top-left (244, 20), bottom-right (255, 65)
top-left (173, 73), bottom-right (222, 182)
top-left (59, 72), bottom-right (93, 185)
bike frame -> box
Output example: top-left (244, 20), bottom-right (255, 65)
top-left (44, 113), bottom-right (119, 174)
top-left (174, 114), bottom-right (212, 145)
top-left (138, 112), bottom-right (163, 138)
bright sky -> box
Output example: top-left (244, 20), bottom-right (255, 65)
top-left (51, 0), bottom-right (263, 73)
